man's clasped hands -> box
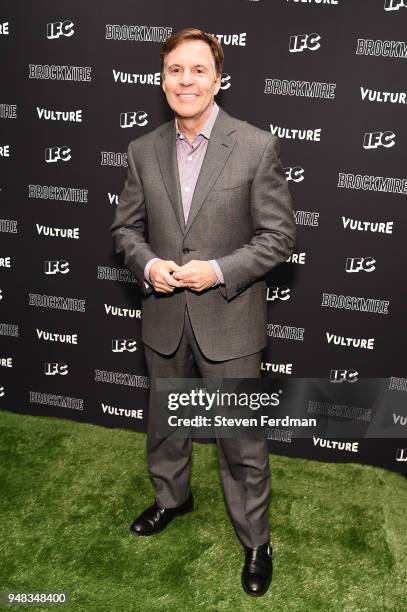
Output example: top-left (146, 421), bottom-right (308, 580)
top-left (149, 259), bottom-right (217, 294)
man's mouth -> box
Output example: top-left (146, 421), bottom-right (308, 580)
top-left (177, 94), bottom-right (198, 99)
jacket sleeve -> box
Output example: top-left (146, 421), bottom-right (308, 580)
top-left (109, 140), bottom-right (157, 296)
top-left (216, 135), bottom-right (296, 301)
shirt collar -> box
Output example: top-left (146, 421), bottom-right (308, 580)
top-left (175, 100), bottom-right (219, 141)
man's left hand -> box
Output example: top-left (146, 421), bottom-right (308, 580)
top-left (172, 260), bottom-right (217, 292)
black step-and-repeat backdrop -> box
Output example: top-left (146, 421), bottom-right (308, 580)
top-left (1, 1), bottom-right (406, 474)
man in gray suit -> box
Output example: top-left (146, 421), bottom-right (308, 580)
top-left (110, 28), bottom-right (295, 597)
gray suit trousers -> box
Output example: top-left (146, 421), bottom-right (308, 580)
top-left (144, 304), bottom-right (271, 549)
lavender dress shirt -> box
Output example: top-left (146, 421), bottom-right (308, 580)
top-left (144, 101), bottom-right (224, 287)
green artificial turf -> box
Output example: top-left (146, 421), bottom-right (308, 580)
top-left (0, 410), bottom-right (406, 612)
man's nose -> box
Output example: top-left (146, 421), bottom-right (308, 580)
top-left (179, 70), bottom-right (194, 85)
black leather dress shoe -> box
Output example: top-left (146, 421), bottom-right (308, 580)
top-left (241, 542), bottom-right (273, 597)
top-left (129, 492), bottom-right (194, 536)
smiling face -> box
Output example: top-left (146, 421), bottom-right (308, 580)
top-left (162, 39), bottom-right (221, 121)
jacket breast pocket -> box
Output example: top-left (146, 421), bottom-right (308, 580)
top-left (209, 181), bottom-right (249, 201)
top-left (209, 182), bottom-right (251, 231)
top-left (208, 183), bottom-right (250, 224)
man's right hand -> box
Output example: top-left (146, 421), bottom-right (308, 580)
top-left (149, 260), bottom-right (185, 293)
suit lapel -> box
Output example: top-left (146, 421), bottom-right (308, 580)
top-left (185, 111), bottom-right (237, 235)
top-left (154, 120), bottom-right (186, 233)
top-left (154, 106), bottom-right (237, 236)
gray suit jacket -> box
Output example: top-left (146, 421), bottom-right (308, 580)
top-left (110, 105), bottom-right (296, 360)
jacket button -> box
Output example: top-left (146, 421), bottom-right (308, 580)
top-left (183, 248), bottom-right (189, 254)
